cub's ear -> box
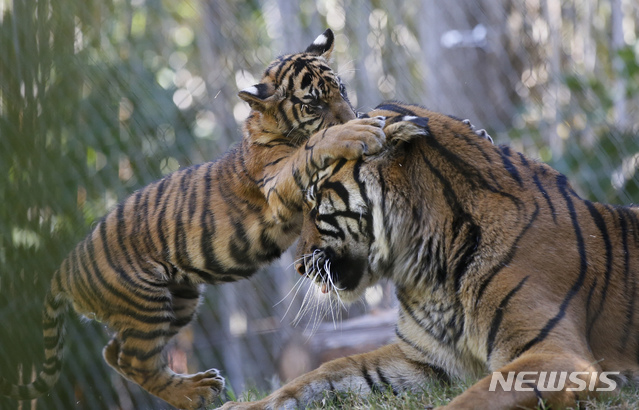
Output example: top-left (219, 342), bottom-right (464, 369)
top-left (304, 28), bottom-right (334, 60)
top-left (238, 83), bottom-right (278, 111)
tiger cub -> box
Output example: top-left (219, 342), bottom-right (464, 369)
top-left (0, 29), bottom-right (385, 410)
top-left (221, 102), bottom-right (639, 410)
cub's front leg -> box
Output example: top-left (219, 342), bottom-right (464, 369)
top-left (261, 117), bottom-right (386, 222)
top-left (219, 343), bottom-right (444, 409)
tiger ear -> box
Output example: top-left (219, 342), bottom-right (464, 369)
top-left (304, 28), bottom-right (334, 60)
top-left (238, 82), bottom-right (278, 111)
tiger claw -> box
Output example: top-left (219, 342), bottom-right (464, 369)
top-left (476, 129), bottom-right (493, 143)
top-left (373, 116), bottom-right (386, 128)
top-left (462, 119), bottom-right (493, 144)
top-left (462, 119), bottom-right (475, 130)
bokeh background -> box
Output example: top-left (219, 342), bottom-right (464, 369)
top-left (1, 0), bottom-right (638, 409)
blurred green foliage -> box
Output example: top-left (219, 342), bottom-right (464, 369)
top-left (1, 1), bottom-right (638, 409)
top-left (0, 0), bottom-right (207, 408)
top-left (510, 44), bottom-right (639, 204)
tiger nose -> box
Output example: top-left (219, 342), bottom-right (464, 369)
top-left (295, 262), bottom-right (305, 275)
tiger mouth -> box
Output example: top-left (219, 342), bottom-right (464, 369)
top-left (295, 247), bottom-right (365, 294)
top-left (296, 248), bottom-right (340, 294)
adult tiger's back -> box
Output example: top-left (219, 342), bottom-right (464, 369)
top-left (0, 29), bottom-right (386, 410)
top-left (222, 102), bottom-right (639, 409)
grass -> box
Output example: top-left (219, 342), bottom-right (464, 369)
top-left (303, 381), bottom-right (468, 409)
top-left (223, 378), bottom-right (639, 409)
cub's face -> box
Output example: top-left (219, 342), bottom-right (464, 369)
top-left (239, 29), bottom-right (356, 143)
top-left (276, 64), bottom-right (354, 141)
top-left (295, 161), bottom-right (382, 303)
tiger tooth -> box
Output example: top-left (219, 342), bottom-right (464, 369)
top-left (321, 284), bottom-right (328, 294)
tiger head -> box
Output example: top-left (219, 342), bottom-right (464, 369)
top-left (295, 103), bottom-right (501, 304)
top-left (239, 29), bottom-right (355, 145)
top-left (294, 158), bottom-right (376, 303)
top-left (294, 110), bottom-right (433, 303)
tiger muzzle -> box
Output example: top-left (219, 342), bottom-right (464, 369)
top-left (296, 248), bottom-right (331, 278)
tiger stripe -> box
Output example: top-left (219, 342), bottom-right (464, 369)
top-left (2, 29), bottom-right (386, 410)
top-left (486, 275), bottom-right (530, 360)
top-left (227, 101), bottom-right (639, 410)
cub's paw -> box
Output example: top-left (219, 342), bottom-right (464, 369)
top-left (173, 369), bottom-right (225, 410)
top-left (188, 368), bottom-right (225, 389)
top-left (384, 115), bottom-right (430, 144)
top-left (337, 115), bottom-right (387, 155)
top-left (315, 116), bottom-right (386, 163)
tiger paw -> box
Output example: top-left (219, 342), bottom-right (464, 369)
top-left (384, 115), bottom-right (430, 144)
top-left (259, 117), bottom-right (385, 225)
top-left (164, 368), bottom-right (225, 410)
top-left (310, 116), bottom-right (386, 168)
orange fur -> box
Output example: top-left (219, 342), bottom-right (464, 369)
top-left (0, 29), bottom-right (385, 410)
top-left (222, 102), bottom-right (639, 409)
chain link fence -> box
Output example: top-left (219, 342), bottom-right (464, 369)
top-left (1, 0), bottom-right (638, 409)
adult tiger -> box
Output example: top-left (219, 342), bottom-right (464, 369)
top-left (0, 29), bottom-right (386, 410)
top-left (221, 102), bottom-right (639, 409)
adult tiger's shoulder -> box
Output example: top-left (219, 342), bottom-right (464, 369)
top-left (0, 30), bottom-right (385, 410)
top-left (222, 101), bottom-right (639, 409)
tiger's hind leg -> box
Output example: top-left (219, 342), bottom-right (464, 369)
top-left (106, 281), bottom-right (223, 410)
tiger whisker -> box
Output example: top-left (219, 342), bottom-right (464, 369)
top-left (285, 255), bottom-right (307, 271)
top-left (304, 271), bottom-right (329, 335)
top-left (324, 263), bottom-right (346, 328)
top-left (312, 249), bottom-right (322, 275)
top-left (304, 292), bottom-right (325, 336)
top-left (286, 249), bottom-right (347, 334)
top-left (325, 261), bottom-right (345, 292)
top-left (355, 105), bottom-right (378, 113)
top-left (285, 126), bottom-right (299, 139)
top-left (325, 285), bottom-right (338, 328)
top-left (291, 276), bottom-right (313, 324)
top-left (336, 61), bottom-right (357, 77)
top-left (319, 260), bottom-right (338, 327)
top-left (293, 269), bottom-right (320, 327)
top-left (328, 294), bottom-right (340, 329)
top-left (278, 275), bottom-right (307, 322)
top-left (295, 277), bottom-right (315, 320)
top-left (274, 262), bottom-right (308, 309)
top-left (328, 282), bottom-right (347, 314)
top-left (300, 256), bottom-right (344, 332)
